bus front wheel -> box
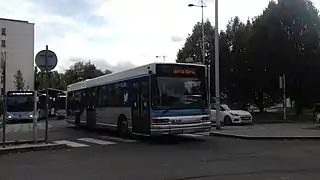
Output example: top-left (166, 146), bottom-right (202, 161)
top-left (117, 115), bottom-right (128, 137)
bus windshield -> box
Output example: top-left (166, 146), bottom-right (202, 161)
top-left (7, 96), bottom-right (34, 112)
top-left (54, 97), bottom-right (66, 110)
top-left (153, 77), bottom-right (207, 109)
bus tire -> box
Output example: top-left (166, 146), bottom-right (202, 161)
top-left (117, 115), bottom-right (128, 137)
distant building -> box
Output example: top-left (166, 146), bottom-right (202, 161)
top-left (0, 18), bottom-right (35, 94)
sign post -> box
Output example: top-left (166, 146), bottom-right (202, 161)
top-left (33, 90), bottom-right (37, 144)
top-left (2, 59), bottom-right (6, 148)
top-left (35, 45), bottom-right (58, 143)
top-left (279, 75), bottom-right (286, 121)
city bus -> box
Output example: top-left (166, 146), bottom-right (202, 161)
top-left (6, 91), bottom-right (36, 122)
top-left (66, 63), bottom-right (211, 136)
top-left (54, 93), bottom-right (66, 119)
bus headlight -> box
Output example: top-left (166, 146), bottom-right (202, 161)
top-left (29, 114), bottom-right (33, 118)
top-left (201, 116), bottom-right (209, 122)
top-left (7, 115), bottom-right (12, 119)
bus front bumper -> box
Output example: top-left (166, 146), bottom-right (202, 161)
top-left (150, 121), bottom-right (211, 135)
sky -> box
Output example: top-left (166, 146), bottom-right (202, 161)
top-left (0, 0), bottom-right (319, 72)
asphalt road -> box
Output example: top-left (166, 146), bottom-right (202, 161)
top-left (1, 123), bottom-right (320, 180)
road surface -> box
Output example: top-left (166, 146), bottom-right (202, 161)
top-left (0, 127), bottom-right (319, 180)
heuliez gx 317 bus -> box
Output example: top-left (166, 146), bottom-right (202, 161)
top-left (6, 91), bottom-right (35, 121)
top-left (66, 63), bottom-right (211, 136)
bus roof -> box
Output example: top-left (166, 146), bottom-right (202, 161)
top-left (67, 62), bottom-right (205, 92)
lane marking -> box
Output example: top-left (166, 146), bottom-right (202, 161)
top-left (99, 136), bottom-right (137, 143)
top-left (78, 138), bottom-right (116, 145)
top-left (54, 140), bottom-right (89, 147)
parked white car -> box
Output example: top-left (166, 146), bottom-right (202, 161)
top-left (210, 104), bottom-right (253, 125)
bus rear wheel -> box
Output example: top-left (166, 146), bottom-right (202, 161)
top-left (117, 115), bottom-right (128, 137)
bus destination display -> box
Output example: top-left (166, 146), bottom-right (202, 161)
top-left (173, 68), bottom-right (196, 75)
top-left (156, 64), bottom-right (204, 77)
top-left (7, 91), bottom-right (34, 96)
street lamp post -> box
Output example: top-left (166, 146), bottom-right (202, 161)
top-left (188, 1), bottom-right (206, 65)
top-left (188, 1), bottom-right (212, 129)
top-left (156, 55), bottom-right (166, 63)
top-left (214, 0), bottom-right (221, 130)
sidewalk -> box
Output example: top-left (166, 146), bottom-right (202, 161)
top-left (210, 123), bottom-right (320, 140)
top-left (0, 120), bottom-right (70, 154)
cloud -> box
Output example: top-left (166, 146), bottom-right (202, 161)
top-left (30, 0), bottom-right (107, 27)
top-left (63, 58), bottom-right (136, 73)
top-left (171, 35), bottom-right (184, 42)
top-left (0, 0), bottom-right (275, 73)
top-left (92, 59), bottom-right (136, 73)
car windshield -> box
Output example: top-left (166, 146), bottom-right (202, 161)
top-left (7, 96), bottom-right (34, 112)
top-left (211, 104), bottom-right (231, 111)
top-left (221, 104), bottom-right (231, 111)
top-left (153, 77), bottom-right (207, 109)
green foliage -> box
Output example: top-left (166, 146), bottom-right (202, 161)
top-left (14, 70), bottom-right (25, 90)
top-left (177, 0), bottom-right (320, 114)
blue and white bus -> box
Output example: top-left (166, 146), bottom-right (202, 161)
top-left (6, 91), bottom-right (35, 122)
top-left (66, 63), bottom-right (211, 136)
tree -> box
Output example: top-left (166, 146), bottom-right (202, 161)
top-left (14, 70), bottom-right (25, 90)
top-left (177, 0), bottom-right (320, 114)
top-left (177, 19), bottom-right (215, 65)
top-left (64, 61), bottom-right (112, 85)
top-left (248, 0), bottom-right (320, 114)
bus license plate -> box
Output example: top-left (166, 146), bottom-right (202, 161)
top-left (183, 129), bottom-right (194, 134)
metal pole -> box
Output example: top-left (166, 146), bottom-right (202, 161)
top-left (33, 90), bottom-right (37, 144)
top-left (45, 45), bottom-right (49, 143)
top-left (283, 74), bottom-right (286, 121)
top-left (215, 0), bottom-right (221, 130)
top-left (2, 59), bottom-right (6, 147)
top-left (201, 0), bottom-right (205, 65)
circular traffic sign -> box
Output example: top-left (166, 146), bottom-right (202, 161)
top-left (35, 49), bottom-right (58, 72)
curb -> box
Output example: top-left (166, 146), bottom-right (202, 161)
top-left (0, 143), bottom-right (68, 155)
top-left (209, 132), bottom-right (320, 140)
top-left (1, 139), bottom-right (46, 146)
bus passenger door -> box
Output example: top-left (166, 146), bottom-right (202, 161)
top-left (132, 77), bottom-right (150, 135)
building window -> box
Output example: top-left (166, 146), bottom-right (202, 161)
top-left (1, 76), bottom-right (3, 84)
top-left (1, 28), bottom-right (6, 36)
top-left (1, 40), bottom-right (5, 47)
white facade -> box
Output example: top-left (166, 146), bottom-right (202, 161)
top-left (0, 18), bottom-right (34, 94)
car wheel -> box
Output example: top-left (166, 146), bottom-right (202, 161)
top-left (224, 116), bottom-right (232, 126)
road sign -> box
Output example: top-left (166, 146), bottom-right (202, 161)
top-left (35, 45), bottom-right (56, 143)
top-left (35, 48), bottom-right (58, 72)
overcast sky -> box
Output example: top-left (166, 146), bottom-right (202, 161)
top-left (0, 0), bottom-right (319, 72)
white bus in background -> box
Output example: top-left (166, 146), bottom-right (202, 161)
top-left (54, 93), bottom-right (66, 119)
top-left (66, 63), bottom-right (211, 136)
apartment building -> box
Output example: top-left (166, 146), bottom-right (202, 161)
top-left (0, 18), bottom-right (35, 94)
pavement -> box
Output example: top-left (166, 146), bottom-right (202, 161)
top-left (210, 123), bottom-right (320, 139)
top-left (0, 131), bottom-right (320, 179)
top-left (2, 120), bottom-right (320, 179)
top-left (0, 119), bottom-right (140, 151)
